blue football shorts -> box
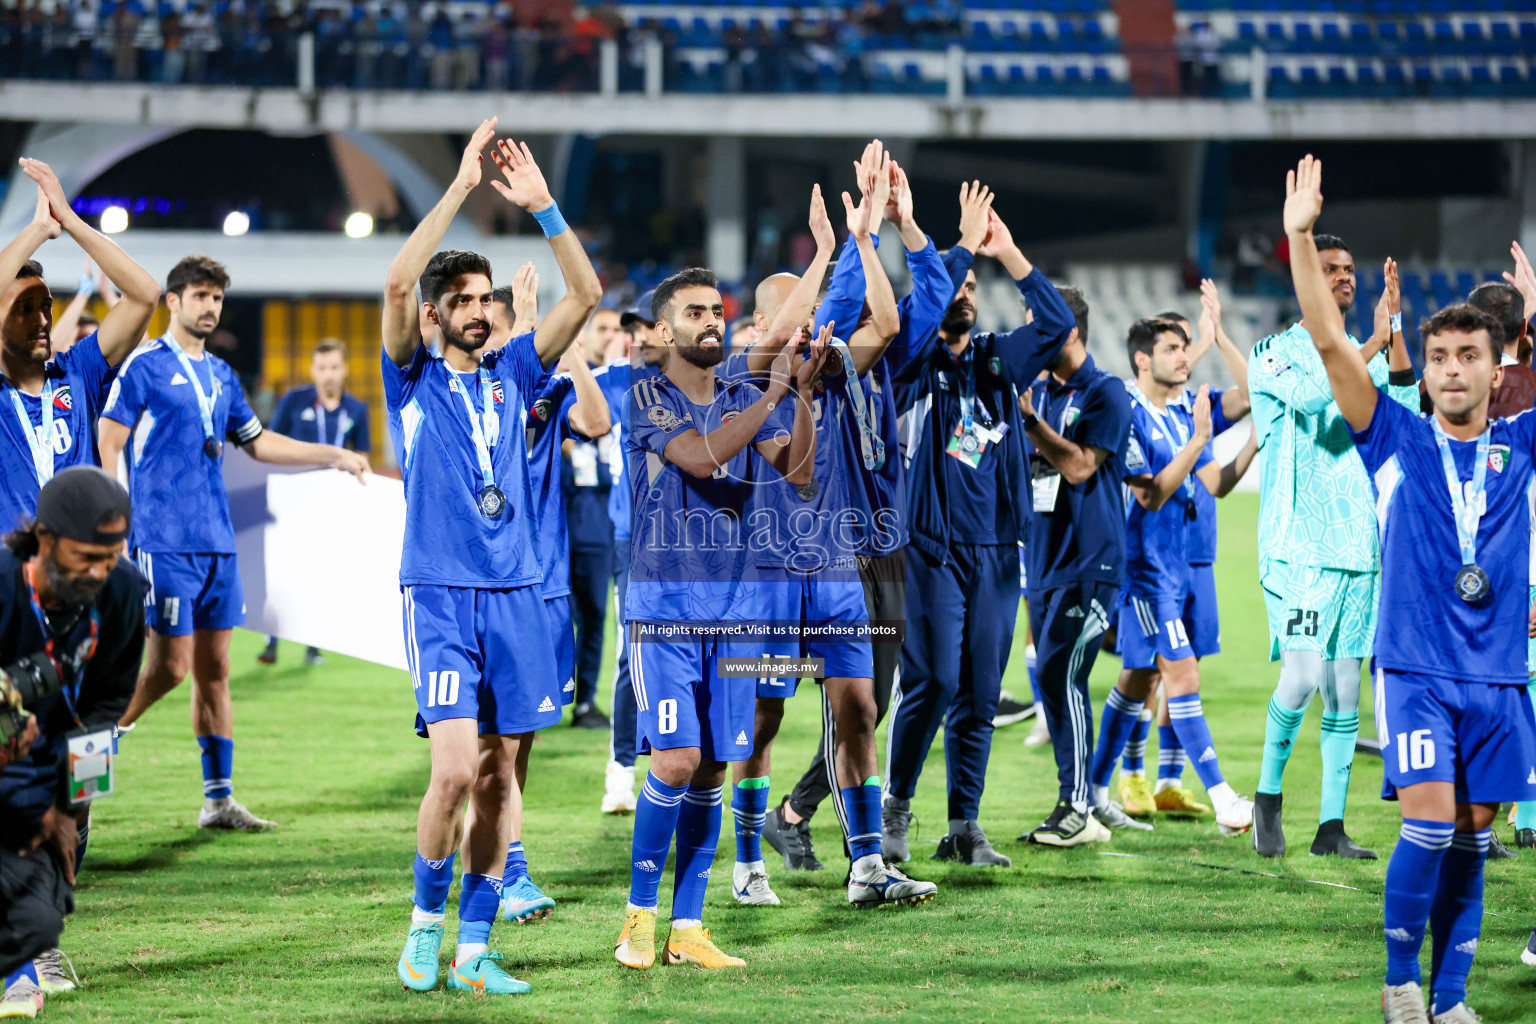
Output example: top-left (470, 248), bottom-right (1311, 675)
top-left (404, 584), bottom-right (560, 737)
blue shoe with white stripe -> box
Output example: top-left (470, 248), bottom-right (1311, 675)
top-left (848, 859), bottom-right (937, 907)
top-left (500, 876), bottom-right (555, 923)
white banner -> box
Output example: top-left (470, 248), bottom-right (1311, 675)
top-left (224, 451), bottom-right (408, 670)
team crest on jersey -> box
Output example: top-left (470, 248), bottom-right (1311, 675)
top-left (49, 386), bottom-right (71, 412)
top-left (648, 405), bottom-right (683, 431)
top-left (721, 410), bottom-right (740, 424)
top-left (1488, 444), bottom-right (1509, 473)
top-left (532, 397), bottom-right (553, 421)
top-left (1063, 407), bottom-right (1080, 427)
top-left (491, 381), bottom-right (504, 404)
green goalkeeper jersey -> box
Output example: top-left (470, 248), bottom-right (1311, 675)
top-left (1250, 322), bottom-right (1419, 572)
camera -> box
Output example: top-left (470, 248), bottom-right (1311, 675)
top-left (0, 651), bottom-right (65, 746)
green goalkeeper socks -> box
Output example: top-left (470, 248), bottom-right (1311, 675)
top-left (1257, 695), bottom-right (1306, 796)
top-left (1318, 710), bottom-right (1358, 823)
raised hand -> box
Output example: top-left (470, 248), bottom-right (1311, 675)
top-left (885, 159), bottom-right (914, 229)
top-left (956, 180), bottom-right (993, 252)
top-left (452, 117), bottom-right (498, 193)
top-left (867, 141), bottom-right (891, 230)
top-left (1503, 240), bottom-right (1536, 321)
top-left (1374, 257), bottom-right (1400, 339)
top-left (1200, 278), bottom-right (1223, 328)
top-left (30, 185), bottom-right (60, 241)
top-left (842, 167), bottom-right (874, 241)
top-left (808, 183), bottom-right (835, 253)
top-left (797, 321), bottom-right (833, 391)
top-left (511, 261), bottom-right (539, 332)
top-left (1191, 384), bottom-right (1213, 442)
top-left (976, 207), bottom-right (1015, 259)
top-left (1283, 154), bottom-right (1324, 237)
top-left (489, 137), bottom-right (554, 212)
top-left (19, 158), bottom-right (74, 229)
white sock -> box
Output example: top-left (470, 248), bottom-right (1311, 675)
top-left (1091, 785), bottom-right (1110, 811)
top-left (1155, 778), bottom-right (1179, 794)
top-left (851, 853), bottom-right (883, 881)
top-left (454, 942), bottom-right (488, 964)
top-left (1207, 781), bottom-right (1238, 815)
top-left (672, 918), bottom-right (701, 930)
top-left (410, 907), bottom-right (445, 927)
top-left (626, 901), bottom-right (657, 914)
top-left (740, 859), bottom-right (766, 873)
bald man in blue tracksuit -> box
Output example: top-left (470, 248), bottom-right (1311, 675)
top-left (881, 214), bottom-right (1073, 867)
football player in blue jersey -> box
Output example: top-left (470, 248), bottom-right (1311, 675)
top-left (765, 155), bottom-right (957, 876)
top-left (100, 252), bottom-right (368, 831)
top-left (1285, 154), bottom-right (1536, 1024)
top-left (382, 120), bottom-right (601, 997)
top-left (614, 220), bottom-right (829, 970)
top-left (0, 161), bottom-right (162, 528)
top-left (722, 146), bottom-right (937, 908)
top-left (1092, 318), bottom-right (1255, 838)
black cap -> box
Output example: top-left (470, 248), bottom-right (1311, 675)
top-left (621, 288), bottom-right (659, 329)
top-left (36, 467), bottom-right (131, 545)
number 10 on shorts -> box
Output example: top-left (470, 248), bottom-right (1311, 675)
top-left (1396, 729), bottom-right (1436, 773)
top-left (424, 670), bottom-right (460, 708)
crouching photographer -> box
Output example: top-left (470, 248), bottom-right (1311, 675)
top-left (0, 467), bottom-right (144, 1012)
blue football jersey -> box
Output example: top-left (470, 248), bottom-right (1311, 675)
top-left (383, 334), bottom-right (549, 589)
top-left (1174, 386), bottom-right (1233, 565)
top-left (1352, 395), bottom-right (1536, 685)
top-left (270, 385), bottom-right (371, 452)
top-left (625, 371), bottom-right (792, 622)
top-left (102, 337), bottom-right (263, 554)
top-left (600, 361), bottom-right (662, 543)
top-left (1121, 384), bottom-right (1213, 596)
top-left (526, 373), bottom-right (579, 598)
top-left (0, 332), bottom-right (116, 531)
top-left (721, 350), bottom-right (860, 573)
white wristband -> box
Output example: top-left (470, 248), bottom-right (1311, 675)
top-left (1390, 312), bottom-right (1403, 334)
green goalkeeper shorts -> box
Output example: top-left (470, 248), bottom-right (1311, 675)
top-left (1259, 562), bottom-right (1378, 662)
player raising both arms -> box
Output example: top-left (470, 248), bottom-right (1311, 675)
top-left (384, 120), bottom-right (601, 997)
top-left (101, 254), bottom-right (368, 830)
top-left (615, 216), bottom-right (827, 969)
top-left (1, 161), bottom-right (161, 527)
top-left (1284, 154), bottom-right (1536, 1024)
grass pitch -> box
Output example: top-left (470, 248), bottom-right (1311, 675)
top-left (46, 494), bottom-right (1536, 1022)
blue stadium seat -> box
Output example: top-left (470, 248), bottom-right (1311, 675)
top-left (1356, 61), bottom-right (1385, 94)
top-left (1384, 60), bottom-right (1409, 90)
top-left (975, 63), bottom-right (1000, 96)
top-left (1431, 20), bottom-right (1458, 51)
top-left (1268, 63), bottom-right (1295, 96)
top-left (1433, 62), bottom-right (1465, 95)
top-left (1238, 20), bottom-right (1260, 45)
top-left (1377, 20), bottom-right (1402, 49)
top-left (1265, 21), bottom-right (1288, 46)
top-left (1490, 20), bottom-right (1517, 55)
top-left (1294, 21), bottom-right (1316, 51)
top-left (1404, 20), bottom-right (1432, 57)
top-left (1007, 64), bottom-right (1029, 94)
top-left (1347, 21), bottom-right (1375, 55)
top-left (1429, 271), bottom-right (1456, 309)
top-left (1460, 20), bottom-right (1485, 52)
top-left (1326, 63), bottom-right (1350, 92)
top-left (1319, 21), bottom-right (1344, 51)
top-left (1468, 61), bottom-right (1497, 94)
top-left (1455, 271), bottom-right (1477, 298)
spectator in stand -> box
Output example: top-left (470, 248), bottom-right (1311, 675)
top-left (161, 9), bottom-right (184, 85)
top-left (1191, 20), bottom-right (1221, 97)
top-left (72, 0), bottom-right (98, 79)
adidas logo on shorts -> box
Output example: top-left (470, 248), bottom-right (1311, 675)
top-left (563, 679), bottom-right (575, 692)
top-left (538, 696), bottom-right (556, 713)
top-left (634, 859), bottom-right (658, 872)
top-left (1528, 767), bottom-right (1536, 784)
top-left (736, 731), bottom-right (748, 745)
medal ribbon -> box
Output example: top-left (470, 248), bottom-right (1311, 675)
top-left (5, 377), bottom-right (55, 485)
top-left (829, 339), bottom-right (884, 471)
top-left (1129, 383), bottom-right (1194, 501)
top-left (161, 334), bottom-right (218, 453)
top-left (449, 364), bottom-right (498, 496)
top-left (1432, 420), bottom-right (1490, 568)
top-left (314, 398), bottom-right (348, 447)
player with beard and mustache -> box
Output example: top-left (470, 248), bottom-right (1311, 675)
top-left (98, 254), bottom-right (368, 836)
top-left (881, 203), bottom-right (1076, 868)
top-left (615, 246), bottom-right (828, 970)
top-left (379, 121), bottom-right (602, 997)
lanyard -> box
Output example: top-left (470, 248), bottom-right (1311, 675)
top-left (21, 561), bottom-right (96, 727)
top-left (1129, 384), bottom-right (1193, 499)
top-left (829, 339), bottom-right (884, 471)
top-left (1039, 384), bottom-right (1077, 434)
top-left (958, 365), bottom-right (994, 431)
top-left (161, 334), bottom-right (217, 448)
top-left (1432, 421), bottom-right (1491, 568)
top-left (449, 365), bottom-right (497, 493)
top-left (314, 398), bottom-right (347, 447)
top-left (5, 377), bottom-right (55, 485)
